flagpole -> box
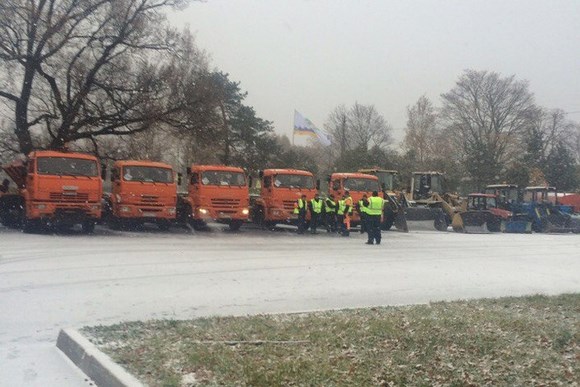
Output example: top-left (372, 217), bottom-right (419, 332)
top-left (292, 110), bottom-right (295, 146)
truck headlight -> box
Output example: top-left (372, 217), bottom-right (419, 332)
top-left (120, 206), bottom-right (131, 213)
top-left (242, 208), bottom-right (249, 215)
top-left (198, 208), bottom-right (208, 214)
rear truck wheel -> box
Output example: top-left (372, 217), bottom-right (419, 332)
top-left (81, 220), bottom-right (96, 234)
top-left (229, 219), bottom-right (243, 231)
top-left (22, 218), bottom-right (41, 234)
top-left (0, 195), bottom-right (25, 228)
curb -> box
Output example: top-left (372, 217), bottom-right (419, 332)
top-left (57, 328), bottom-right (144, 387)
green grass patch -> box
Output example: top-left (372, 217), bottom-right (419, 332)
top-left (83, 294), bottom-right (579, 386)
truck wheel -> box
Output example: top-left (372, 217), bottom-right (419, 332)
top-left (22, 218), bottom-right (41, 234)
top-left (229, 220), bottom-right (243, 231)
top-left (434, 214), bottom-right (449, 231)
top-left (81, 221), bottom-right (96, 234)
top-left (190, 219), bottom-right (207, 231)
top-left (158, 220), bottom-right (171, 231)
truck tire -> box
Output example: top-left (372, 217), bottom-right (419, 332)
top-left (81, 221), bottom-right (96, 234)
top-left (229, 219), bottom-right (243, 231)
top-left (157, 220), bottom-right (171, 231)
top-left (22, 218), bottom-right (41, 234)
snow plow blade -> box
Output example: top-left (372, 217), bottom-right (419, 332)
top-left (542, 213), bottom-right (580, 233)
top-left (452, 211), bottom-right (494, 233)
top-left (404, 207), bottom-right (448, 231)
top-left (501, 215), bottom-right (532, 234)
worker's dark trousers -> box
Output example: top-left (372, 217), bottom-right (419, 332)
top-left (325, 213), bottom-right (337, 232)
top-left (360, 213), bottom-right (367, 233)
top-left (367, 215), bottom-right (382, 244)
top-left (337, 215), bottom-right (345, 233)
top-left (297, 213), bottom-right (307, 234)
top-left (310, 213), bottom-right (321, 233)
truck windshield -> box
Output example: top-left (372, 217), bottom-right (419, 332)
top-left (343, 178), bottom-right (379, 192)
top-left (123, 166), bottom-right (173, 183)
top-left (37, 157), bottom-right (98, 177)
top-left (201, 171), bottom-right (246, 186)
top-left (274, 174), bottom-right (314, 189)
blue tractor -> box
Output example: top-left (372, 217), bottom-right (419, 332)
top-left (515, 187), bottom-right (580, 233)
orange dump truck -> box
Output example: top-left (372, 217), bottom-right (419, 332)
top-left (177, 165), bottom-right (250, 231)
top-left (250, 168), bottom-right (317, 228)
top-left (328, 172), bottom-right (381, 225)
top-left (103, 160), bottom-right (177, 230)
top-left (0, 150), bottom-right (102, 233)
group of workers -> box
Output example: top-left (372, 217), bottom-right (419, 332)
top-left (293, 190), bottom-right (385, 245)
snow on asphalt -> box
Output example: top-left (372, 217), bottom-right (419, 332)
top-left (1, 224), bottom-right (579, 386)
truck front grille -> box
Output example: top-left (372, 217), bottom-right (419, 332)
top-left (50, 192), bottom-right (90, 202)
top-left (211, 198), bottom-right (241, 209)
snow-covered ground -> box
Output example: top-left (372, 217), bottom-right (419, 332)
top-left (1, 224), bottom-right (579, 386)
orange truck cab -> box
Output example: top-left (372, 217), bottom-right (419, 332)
top-left (104, 160), bottom-right (177, 230)
top-left (0, 150), bottom-right (102, 233)
top-left (250, 168), bottom-right (317, 228)
top-left (177, 165), bottom-right (250, 231)
top-left (328, 172), bottom-right (381, 225)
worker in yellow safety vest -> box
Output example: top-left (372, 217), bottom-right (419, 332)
top-left (324, 194), bottom-right (338, 232)
top-left (294, 194), bottom-right (307, 234)
top-left (342, 191), bottom-right (353, 236)
top-left (309, 192), bottom-right (323, 234)
top-left (358, 194), bottom-right (369, 234)
top-left (364, 190), bottom-right (384, 245)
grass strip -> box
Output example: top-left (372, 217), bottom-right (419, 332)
top-left (83, 294), bottom-right (579, 386)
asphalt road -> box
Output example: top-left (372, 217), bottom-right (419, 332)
top-left (1, 224), bottom-right (579, 386)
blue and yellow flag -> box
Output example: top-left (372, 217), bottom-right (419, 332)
top-left (293, 110), bottom-right (331, 146)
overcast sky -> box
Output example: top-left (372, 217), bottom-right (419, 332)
top-left (169, 0), bottom-right (580, 142)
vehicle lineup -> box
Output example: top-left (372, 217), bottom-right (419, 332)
top-left (1, 150), bottom-right (579, 234)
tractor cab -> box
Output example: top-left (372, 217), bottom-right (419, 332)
top-left (409, 172), bottom-right (444, 202)
top-left (357, 168), bottom-right (398, 192)
top-left (484, 184), bottom-right (519, 210)
top-left (466, 194), bottom-right (497, 211)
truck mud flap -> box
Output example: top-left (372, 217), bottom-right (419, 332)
top-left (404, 207), bottom-right (448, 232)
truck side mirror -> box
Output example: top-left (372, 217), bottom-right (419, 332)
top-left (316, 179), bottom-right (320, 190)
top-left (177, 172), bottom-right (183, 186)
top-left (101, 164), bottom-right (107, 180)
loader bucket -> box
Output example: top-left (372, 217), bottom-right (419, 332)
top-left (382, 196), bottom-right (409, 232)
top-left (452, 211), bottom-right (495, 233)
top-left (404, 207), bottom-right (448, 231)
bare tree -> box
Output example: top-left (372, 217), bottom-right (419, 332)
top-left (440, 70), bottom-right (537, 188)
top-left (324, 104), bottom-right (350, 158)
top-left (0, 0), bottom-right (207, 155)
top-left (347, 102), bottom-right (392, 150)
top-left (403, 95), bottom-right (438, 168)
